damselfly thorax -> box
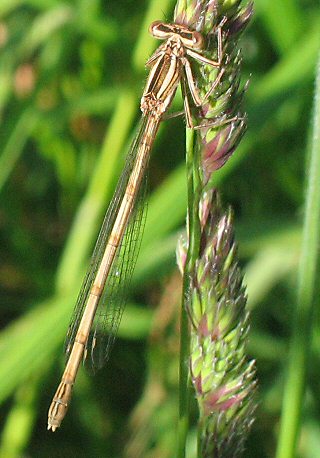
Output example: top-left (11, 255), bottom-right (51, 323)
top-left (141, 21), bottom-right (223, 125)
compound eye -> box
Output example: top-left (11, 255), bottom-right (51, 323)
top-left (192, 31), bottom-right (204, 49)
top-left (149, 21), bottom-right (171, 39)
top-left (149, 21), bottom-right (162, 37)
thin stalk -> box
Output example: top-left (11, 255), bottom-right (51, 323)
top-left (276, 53), bottom-right (320, 458)
top-left (178, 127), bottom-right (201, 457)
top-left (186, 128), bottom-right (202, 269)
top-left (177, 289), bottom-right (190, 458)
top-left (178, 128), bottom-right (194, 458)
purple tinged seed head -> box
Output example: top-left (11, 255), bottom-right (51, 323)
top-left (189, 191), bottom-right (256, 456)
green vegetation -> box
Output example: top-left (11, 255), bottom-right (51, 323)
top-left (0, 0), bottom-right (319, 457)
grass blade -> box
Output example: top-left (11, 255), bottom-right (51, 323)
top-left (276, 52), bottom-right (320, 458)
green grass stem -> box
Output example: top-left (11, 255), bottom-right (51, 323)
top-left (276, 53), bottom-right (320, 458)
top-left (177, 128), bottom-right (195, 458)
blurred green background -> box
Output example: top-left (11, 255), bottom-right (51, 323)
top-left (0, 0), bottom-right (319, 457)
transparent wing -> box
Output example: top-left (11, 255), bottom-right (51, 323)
top-left (86, 173), bottom-right (147, 371)
top-left (64, 115), bottom-right (151, 371)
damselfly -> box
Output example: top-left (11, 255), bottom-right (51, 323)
top-left (48, 19), bottom-right (224, 431)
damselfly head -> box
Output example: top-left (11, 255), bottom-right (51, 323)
top-left (149, 21), bottom-right (204, 50)
top-left (149, 20), bottom-right (163, 37)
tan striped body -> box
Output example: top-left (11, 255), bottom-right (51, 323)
top-left (48, 20), bottom-right (222, 431)
top-left (48, 116), bottom-right (160, 430)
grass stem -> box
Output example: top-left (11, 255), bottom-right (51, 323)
top-left (276, 53), bottom-right (320, 458)
top-left (177, 128), bottom-right (196, 457)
